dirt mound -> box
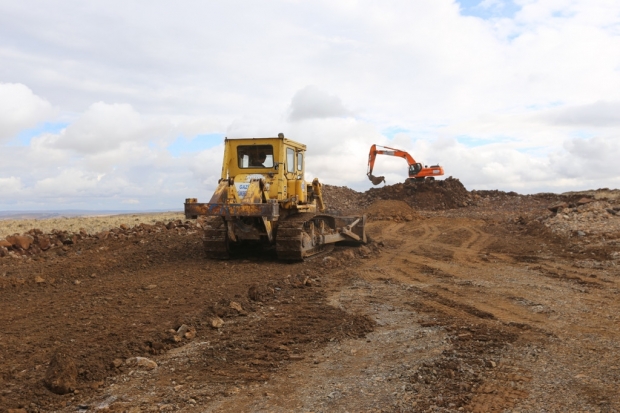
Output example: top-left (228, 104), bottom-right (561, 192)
top-left (324, 178), bottom-right (472, 214)
top-left (365, 200), bottom-right (420, 221)
top-left (322, 184), bottom-right (366, 215)
top-left (365, 177), bottom-right (472, 210)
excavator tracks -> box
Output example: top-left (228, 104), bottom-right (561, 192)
top-left (202, 216), bottom-right (229, 259)
top-left (276, 213), bottom-right (335, 261)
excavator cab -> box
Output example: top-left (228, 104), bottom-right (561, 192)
top-left (409, 163), bottom-right (423, 176)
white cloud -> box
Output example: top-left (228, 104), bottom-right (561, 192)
top-left (0, 83), bottom-right (55, 141)
top-left (2, 0), bottom-right (620, 209)
top-left (538, 101), bottom-right (620, 127)
top-left (47, 102), bottom-right (164, 154)
top-left (288, 86), bottom-right (353, 121)
top-left (0, 177), bottom-right (23, 196)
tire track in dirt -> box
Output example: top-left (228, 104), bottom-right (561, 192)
top-left (369, 218), bottom-right (552, 332)
top-left (363, 215), bottom-right (620, 411)
top-left (360, 218), bottom-right (552, 411)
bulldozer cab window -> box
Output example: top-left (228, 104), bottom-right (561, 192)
top-left (238, 145), bottom-right (274, 168)
top-left (286, 147), bottom-right (295, 173)
top-left (297, 152), bottom-right (303, 171)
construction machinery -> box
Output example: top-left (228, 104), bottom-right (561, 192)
top-left (367, 144), bottom-right (444, 185)
top-left (184, 134), bottom-right (367, 260)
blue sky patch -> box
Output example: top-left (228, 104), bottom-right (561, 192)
top-left (382, 126), bottom-right (411, 140)
top-left (456, 0), bottom-right (521, 19)
top-left (167, 133), bottom-right (225, 157)
top-left (6, 122), bottom-right (68, 146)
top-left (457, 135), bottom-right (509, 147)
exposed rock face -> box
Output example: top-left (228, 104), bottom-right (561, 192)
top-left (44, 352), bottom-right (78, 395)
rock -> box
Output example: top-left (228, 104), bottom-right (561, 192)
top-left (62, 235), bottom-right (77, 245)
top-left (577, 197), bottom-right (594, 206)
top-left (96, 231), bottom-right (110, 240)
top-left (0, 246), bottom-right (8, 257)
top-left (111, 358), bottom-right (124, 368)
top-left (229, 301), bottom-right (243, 312)
top-left (359, 245), bottom-right (372, 257)
top-left (120, 224), bottom-right (129, 230)
top-left (342, 250), bottom-right (355, 259)
top-left (126, 356), bottom-right (158, 370)
top-left (0, 239), bottom-right (11, 248)
top-left (8, 409), bottom-right (28, 413)
top-left (577, 231), bottom-right (586, 237)
top-left (37, 236), bottom-right (52, 250)
top-left (35, 276), bottom-right (45, 283)
top-left (548, 202), bottom-right (568, 213)
top-left (607, 208), bottom-right (618, 216)
top-left (248, 285), bottom-right (268, 302)
top-left (176, 324), bottom-right (189, 336)
top-left (44, 352), bottom-right (78, 395)
top-left (184, 327), bottom-right (197, 339)
top-left (6, 235), bottom-right (34, 250)
top-left (210, 316), bottom-right (224, 329)
top-left (404, 214), bottom-right (414, 221)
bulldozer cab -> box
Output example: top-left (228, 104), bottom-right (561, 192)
top-left (219, 136), bottom-right (307, 203)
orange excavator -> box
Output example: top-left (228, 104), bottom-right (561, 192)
top-left (367, 144), bottom-right (444, 185)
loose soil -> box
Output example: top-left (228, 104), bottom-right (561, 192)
top-left (1, 180), bottom-right (619, 412)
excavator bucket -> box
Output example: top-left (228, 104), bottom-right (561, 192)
top-left (368, 174), bottom-right (386, 186)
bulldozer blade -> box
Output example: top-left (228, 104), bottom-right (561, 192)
top-left (368, 174), bottom-right (386, 186)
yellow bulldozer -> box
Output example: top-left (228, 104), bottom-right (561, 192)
top-left (184, 133), bottom-right (367, 260)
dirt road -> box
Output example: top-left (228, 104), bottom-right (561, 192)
top-left (1, 190), bottom-right (619, 412)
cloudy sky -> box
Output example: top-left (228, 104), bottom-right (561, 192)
top-left (1, 0), bottom-right (619, 211)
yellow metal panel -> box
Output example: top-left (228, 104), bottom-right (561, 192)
top-left (287, 180), bottom-right (296, 199)
top-left (296, 179), bottom-right (306, 203)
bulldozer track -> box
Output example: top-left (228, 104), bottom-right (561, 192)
top-left (202, 216), bottom-right (229, 259)
top-left (275, 213), bottom-right (336, 261)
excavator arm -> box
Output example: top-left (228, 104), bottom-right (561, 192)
top-left (367, 144), bottom-right (444, 185)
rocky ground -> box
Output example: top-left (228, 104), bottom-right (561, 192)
top-left (1, 180), bottom-right (619, 413)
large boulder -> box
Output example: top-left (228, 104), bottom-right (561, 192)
top-left (36, 236), bottom-right (52, 251)
top-left (6, 235), bottom-right (34, 250)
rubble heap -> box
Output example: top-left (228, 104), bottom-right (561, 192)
top-left (543, 197), bottom-right (620, 238)
top-left (0, 220), bottom-right (199, 259)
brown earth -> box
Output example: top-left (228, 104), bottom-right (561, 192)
top-left (1, 180), bottom-right (620, 412)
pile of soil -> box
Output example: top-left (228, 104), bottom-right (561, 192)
top-left (364, 177), bottom-right (471, 210)
top-left (364, 200), bottom-right (420, 222)
top-left (324, 177), bottom-right (472, 213)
